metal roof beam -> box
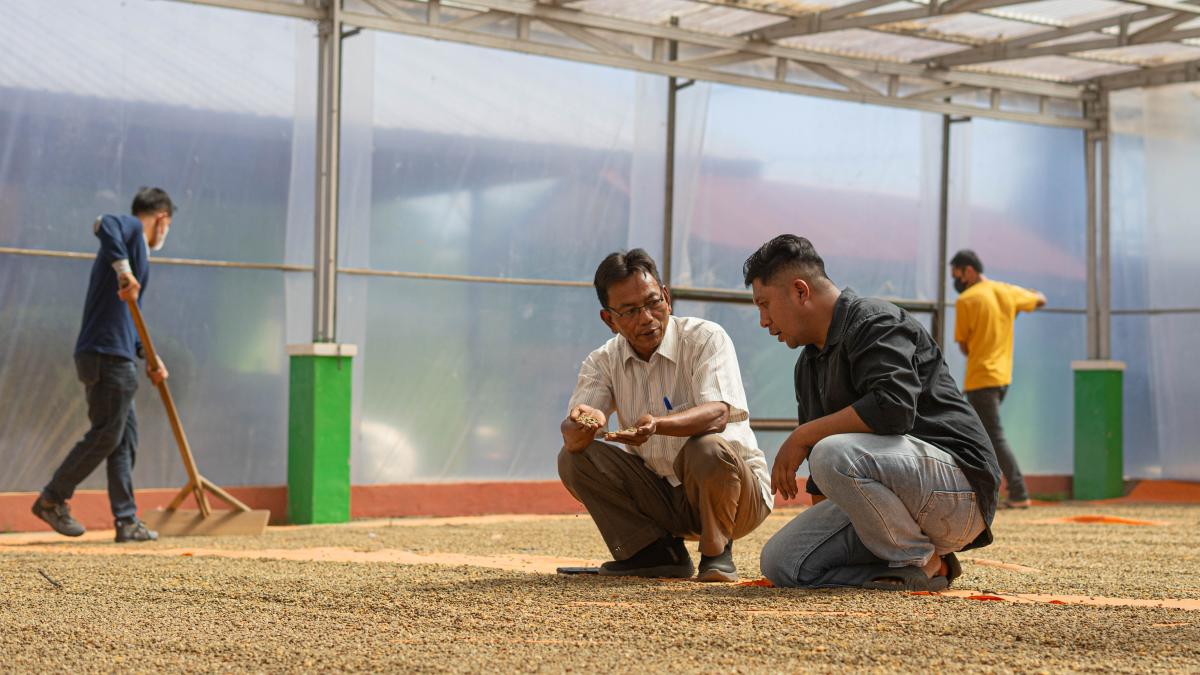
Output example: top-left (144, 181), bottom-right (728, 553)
top-left (158, 0), bottom-right (323, 19)
top-left (802, 62), bottom-right (885, 94)
top-left (923, 16), bottom-right (1200, 67)
top-left (924, 8), bottom-right (1167, 67)
top-left (744, 0), bottom-right (1038, 40)
top-left (1089, 55), bottom-right (1200, 88)
top-left (1119, 0), bottom-right (1200, 16)
top-left (422, 0), bottom-right (1088, 99)
top-left (1129, 12), bottom-right (1195, 43)
top-left (741, 0), bottom-right (900, 41)
top-left (341, 8), bottom-right (1093, 128)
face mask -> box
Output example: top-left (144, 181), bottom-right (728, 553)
top-left (953, 278), bottom-right (968, 294)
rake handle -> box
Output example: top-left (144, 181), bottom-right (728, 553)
top-left (125, 297), bottom-right (211, 517)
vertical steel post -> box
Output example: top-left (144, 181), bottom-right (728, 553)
top-left (934, 114), bottom-right (952, 347)
top-left (1098, 90), bottom-right (1112, 360)
top-left (662, 16), bottom-right (679, 286)
top-left (1085, 126), bottom-right (1099, 360)
top-left (314, 0), bottom-right (342, 342)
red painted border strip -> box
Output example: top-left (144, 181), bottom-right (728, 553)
top-left (3, 476), bottom-right (1196, 534)
top-left (1, 486), bottom-right (289, 533)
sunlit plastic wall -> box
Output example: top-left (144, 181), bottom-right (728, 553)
top-left (3, 2), bottom-right (1195, 493)
top-left (943, 119), bottom-right (1088, 477)
top-left (1110, 83), bottom-right (1200, 481)
top-left (334, 33), bottom-right (666, 483)
top-left (0, 1), bottom-right (315, 492)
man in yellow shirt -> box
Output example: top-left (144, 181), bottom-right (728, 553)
top-left (951, 250), bottom-right (1046, 509)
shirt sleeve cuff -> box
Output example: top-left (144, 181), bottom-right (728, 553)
top-left (111, 259), bottom-right (132, 276)
top-left (851, 394), bottom-right (886, 433)
top-left (696, 387), bottom-right (749, 423)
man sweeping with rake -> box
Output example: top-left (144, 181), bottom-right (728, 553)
top-left (31, 188), bottom-right (175, 542)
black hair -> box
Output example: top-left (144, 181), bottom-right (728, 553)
top-left (131, 187), bottom-right (175, 217)
top-left (593, 249), bottom-right (661, 308)
top-left (949, 249), bottom-right (984, 273)
top-left (742, 234), bottom-right (830, 287)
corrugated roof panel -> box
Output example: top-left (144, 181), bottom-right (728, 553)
top-left (984, 0), bottom-right (1136, 25)
top-left (568, 0), bottom-right (792, 36)
top-left (783, 28), bottom-right (967, 61)
top-left (1080, 42), bottom-right (1200, 66)
top-left (897, 13), bottom-right (1070, 43)
top-left (968, 54), bottom-right (1137, 79)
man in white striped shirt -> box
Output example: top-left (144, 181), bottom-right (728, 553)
top-left (560, 249), bottom-right (772, 582)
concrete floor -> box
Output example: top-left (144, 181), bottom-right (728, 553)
top-left (2, 503), bottom-right (1198, 672)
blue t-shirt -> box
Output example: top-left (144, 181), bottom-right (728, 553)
top-left (75, 214), bottom-right (150, 361)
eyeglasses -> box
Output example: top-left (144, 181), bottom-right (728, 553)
top-left (607, 296), bottom-right (666, 319)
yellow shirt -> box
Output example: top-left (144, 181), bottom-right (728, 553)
top-left (954, 279), bottom-right (1042, 391)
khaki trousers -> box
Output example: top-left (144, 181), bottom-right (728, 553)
top-left (558, 435), bottom-right (771, 559)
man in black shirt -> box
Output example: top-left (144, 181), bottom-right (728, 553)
top-left (745, 235), bottom-right (999, 590)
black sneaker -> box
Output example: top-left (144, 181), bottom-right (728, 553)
top-left (598, 536), bottom-right (693, 578)
top-left (31, 497), bottom-right (85, 537)
top-left (697, 542), bottom-right (737, 582)
top-left (114, 518), bottom-right (158, 543)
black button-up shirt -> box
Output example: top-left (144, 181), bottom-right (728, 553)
top-left (799, 288), bottom-right (1000, 549)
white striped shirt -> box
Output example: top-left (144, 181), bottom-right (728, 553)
top-left (568, 315), bottom-right (772, 509)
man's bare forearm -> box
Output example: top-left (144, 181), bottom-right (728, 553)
top-left (654, 402), bottom-right (729, 438)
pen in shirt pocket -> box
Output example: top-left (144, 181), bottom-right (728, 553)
top-left (663, 396), bottom-right (673, 412)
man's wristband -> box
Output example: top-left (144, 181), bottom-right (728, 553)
top-left (112, 259), bottom-right (132, 277)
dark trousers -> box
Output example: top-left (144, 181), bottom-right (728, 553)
top-left (42, 352), bottom-right (140, 520)
top-left (966, 385), bottom-right (1028, 502)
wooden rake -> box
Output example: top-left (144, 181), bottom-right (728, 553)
top-left (126, 298), bottom-right (270, 536)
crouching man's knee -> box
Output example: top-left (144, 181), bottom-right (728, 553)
top-left (558, 445), bottom-right (588, 492)
top-left (675, 434), bottom-right (737, 483)
top-left (759, 529), bottom-right (828, 588)
top-left (807, 433), bottom-right (868, 490)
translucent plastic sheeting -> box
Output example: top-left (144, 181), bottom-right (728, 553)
top-left (0, 0), bottom-right (315, 491)
top-left (1113, 315), bottom-right (1200, 480)
top-left (669, 83), bottom-right (944, 300)
top-left (942, 117), bottom-right (1089, 478)
top-left (337, 31), bottom-right (666, 282)
top-left (336, 33), bottom-right (669, 483)
top-left (945, 118), bottom-right (1088, 309)
top-left (1110, 83), bottom-right (1200, 480)
top-left (0, 256), bottom-right (310, 492)
top-left (338, 279), bottom-right (614, 483)
top-left (943, 308), bottom-right (1085, 477)
top-left (0, 0), bottom-right (317, 266)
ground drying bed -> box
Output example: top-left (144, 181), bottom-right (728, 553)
top-left (2, 503), bottom-right (1198, 672)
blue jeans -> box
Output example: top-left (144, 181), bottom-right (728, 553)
top-left (760, 433), bottom-right (985, 588)
top-left (42, 352), bottom-right (140, 520)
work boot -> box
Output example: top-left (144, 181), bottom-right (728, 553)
top-left (31, 497), bottom-right (85, 537)
top-left (114, 518), bottom-right (158, 543)
top-left (697, 542), bottom-right (737, 582)
top-left (598, 536), bottom-right (693, 578)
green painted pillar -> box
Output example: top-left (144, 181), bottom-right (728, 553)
top-left (287, 343), bottom-right (356, 524)
top-left (1072, 360), bottom-right (1125, 500)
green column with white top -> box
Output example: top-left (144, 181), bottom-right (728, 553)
top-left (1072, 360), bottom-right (1124, 500)
top-left (287, 343), bottom-right (356, 524)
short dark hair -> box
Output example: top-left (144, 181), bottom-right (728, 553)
top-left (131, 187), bottom-right (174, 217)
top-left (949, 249), bottom-right (983, 273)
top-left (594, 249), bottom-right (661, 308)
top-left (743, 235), bottom-right (829, 287)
